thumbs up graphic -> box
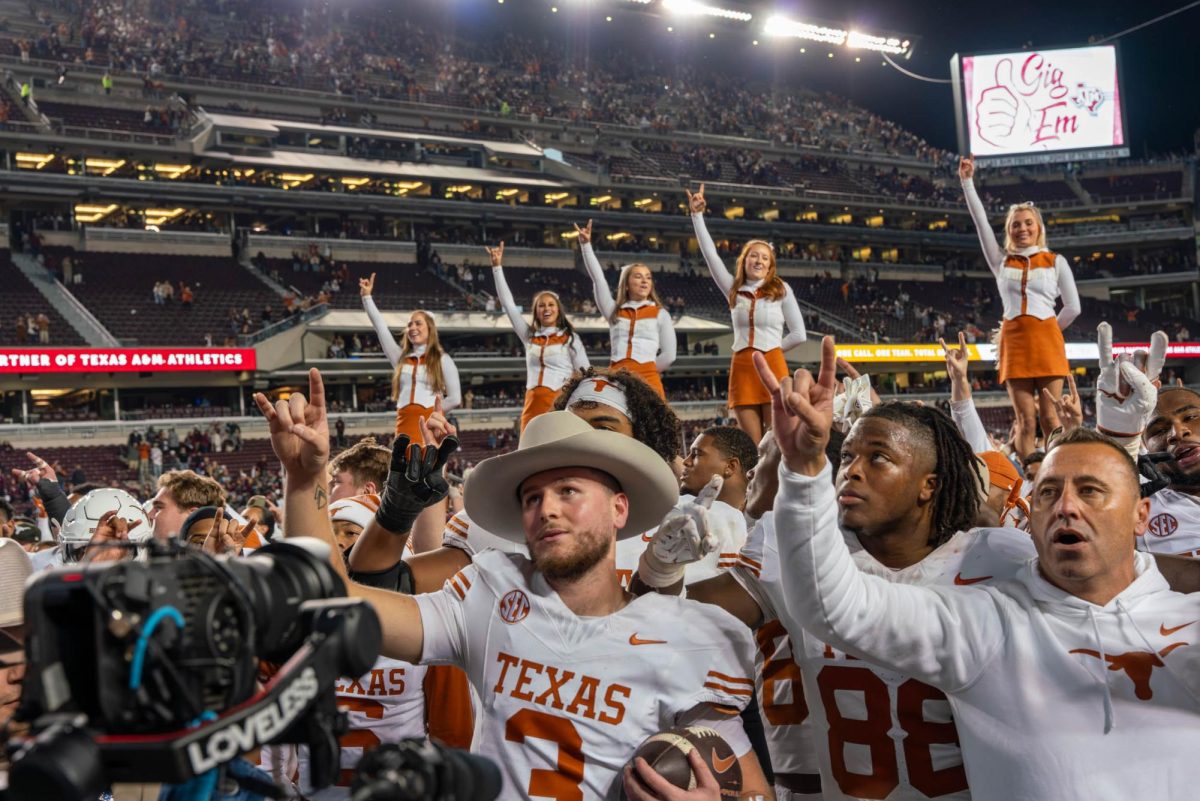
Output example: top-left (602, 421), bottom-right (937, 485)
top-left (975, 58), bottom-right (1024, 147)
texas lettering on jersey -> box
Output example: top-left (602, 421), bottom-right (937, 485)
top-left (414, 550), bottom-right (756, 800)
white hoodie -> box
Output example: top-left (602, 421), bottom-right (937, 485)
top-left (776, 462), bottom-right (1200, 801)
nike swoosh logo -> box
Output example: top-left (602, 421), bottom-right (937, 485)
top-left (629, 633), bottom-right (667, 646)
top-left (1161, 621), bottom-right (1198, 636)
top-left (954, 572), bottom-right (993, 586)
top-left (711, 750), bottom-right (736, 774)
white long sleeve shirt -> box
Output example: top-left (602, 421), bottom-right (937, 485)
top-left (691, 213), bottom-right (806, 352)
top-left (580, 243), bottom-right (676, 371)
top-left (775, 461), bottom-right (1200, 801)
top-left (492, 264), bottom-right (590, 391)
top-left (962, 179), bottom-right (1081, 328)
top-left (363, 295), bottom-right (461, 410)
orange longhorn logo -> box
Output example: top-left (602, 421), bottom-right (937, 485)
top-left (1068, 642), bottom-right (1189, 700)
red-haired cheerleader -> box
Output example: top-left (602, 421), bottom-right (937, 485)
top-left (688, 184), bottom-right (806, 442)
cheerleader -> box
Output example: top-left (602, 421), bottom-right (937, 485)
top-left (960, 156), bottom-right (1080, 457)
top-left (486, 242), bottom-right (590, 432)
top-left (359, 272), bottom-right (462, 442)
top-left (687, 184), bottom-right (806, 442)
top-left (575, 219), bottom-right (676, 398)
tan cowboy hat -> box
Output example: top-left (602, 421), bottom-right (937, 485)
top-left (464, 411), bottom-right (679, 542)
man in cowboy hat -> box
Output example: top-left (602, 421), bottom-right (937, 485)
top-left (256, 369), bottom-right (771, 801)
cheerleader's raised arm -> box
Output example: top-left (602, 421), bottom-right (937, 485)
top-left (577, 220), bottom-right (618, 323)
top-left (487, 243), bottom-right (532, 343)
top-left (360, 272), bottom-right (403, 367)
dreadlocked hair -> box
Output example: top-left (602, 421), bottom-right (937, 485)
top-left (860, 402), bottom-right (982, 548)
top-left (554, 366), bottom-right (683, 463)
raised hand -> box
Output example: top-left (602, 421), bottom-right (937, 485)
top-left (755, 336), bottom-right (837, 476)
top-left (685, 183), bottom-right (706, 215)
top-left (958, 156), bottom-right (975, 181)
top-left (358, 272), bottom-right (376, 297)
top-left (1042, 373), bottom-right (1083, 433)
top-left (253, 368), bottom-right (330, 484)
top-left (11, 451), bottom-right (56, 487)
top-left (203, 507), bottom-right (256, 555)
top-left (375, 432), bottom-right (460, 535)
top-left (637, 476), bottom-right (723, 588)
top-left (573, 219), bottom-right (593, 246)
top-left (836, 357), bottom-right (882, 406)
top-left (1096, 323), bottom-right (1160, 437)
top-left (84, 510), bottom-right (141, 564)
top-left (418, 395), bottom-right (458, 448)
top-left (485, 242), bottom-right (505, 268)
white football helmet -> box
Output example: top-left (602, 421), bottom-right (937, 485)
top-left (62, 488), bottom-right (151, 545)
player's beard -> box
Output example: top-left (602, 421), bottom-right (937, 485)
top-left (1166, 462), bottom-right (1200, 489)
top-left (533, 526), bottom-right (611, 582)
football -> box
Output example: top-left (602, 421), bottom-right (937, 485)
top-left (61, 488), bottom-right (151, 544)
top-left (624, 725), bottom-right (742, 798)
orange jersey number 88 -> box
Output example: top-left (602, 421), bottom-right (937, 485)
top-left (817, 665), bottom-right (966, 799)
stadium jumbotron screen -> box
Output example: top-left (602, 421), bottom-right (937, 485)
top-left (951, 44), bottom-right (1129, 166)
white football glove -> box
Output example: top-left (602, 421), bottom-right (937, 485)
top-left (636, 475), bottom-right (722, 588)
top-left (1095, 323), bottom-right (1165, 437)
top-left (833, 374), bottom-right (874, 433)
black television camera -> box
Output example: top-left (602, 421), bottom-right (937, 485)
top-left (7, 537), bottom-right (380, 801)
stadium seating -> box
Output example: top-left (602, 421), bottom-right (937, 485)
top-left (0, 252), bottom-right (87, 346)
top-left (271, 260), bottom-right (468, 311)
top-left (64, 252), bottom-right (282, 346)
top-left (37, 100), bottom-right (175, 135)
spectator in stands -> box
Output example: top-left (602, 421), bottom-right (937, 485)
top-left (137, 440), bottom-right (151, 482)
top-left (150, 443), bottom-right (163, 479)
top-left (68, 465), bottom-right (85, 490)
top-left (334, 417), bottom-right (346, 447)
top-left (180, 282), bottom-right (193, 308)
top-left (35, 314), bottom-right (48, 345)
top-left (13, 316), bottom-right (25, 345)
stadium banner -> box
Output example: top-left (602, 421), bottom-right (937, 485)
top-left (836, 342), bottom-right (1200, 365)
top-left (951, 44), bottom-right (1129, 165)
top-left (0, 348), bottom-right (257, 374)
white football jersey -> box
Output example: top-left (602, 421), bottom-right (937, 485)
top-left (297, 656), bottom-right (429, 794)
top-left (442, 510), bottom-right (530, 557)
top-left (733, 513), bottom-right (1035, 801)
top-left (414, 550), bottom-right (756, 800)
top-left (1141, 488), bottom-right (1200, 557)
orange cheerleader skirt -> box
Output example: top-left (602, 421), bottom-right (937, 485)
top-left (997, 315), bottom-right (1069, 384)
top-left (520, 385), bottom-right (560, 433)
top-left (729, 347), bottom-right (788, 408)
top-left (395, 403), bottom-right (434, 443)
top-left (611, 358), bottom-right (666, 399)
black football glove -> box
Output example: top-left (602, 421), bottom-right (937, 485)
top-left (375, 434), bottom-right (460, 535)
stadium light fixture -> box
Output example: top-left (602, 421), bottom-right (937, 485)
top-left (15, 152), bottom-right (54, 170)
top-left (73, 203), bottom-right (119, 223)
top-left (662, 0), bottom-right (752, 23)
top-left (763, 14), bottom-right (911, 56)
top-left (85, 158), bottom-right (126, 176)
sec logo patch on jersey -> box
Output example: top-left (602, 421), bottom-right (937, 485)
top-left (499, 589), bottom-right (531, 623)
top-left (1148, 513), bottom-right (1179, 538)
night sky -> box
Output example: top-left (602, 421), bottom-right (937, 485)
top-left (418, 0), bottom-right (1200, 157)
